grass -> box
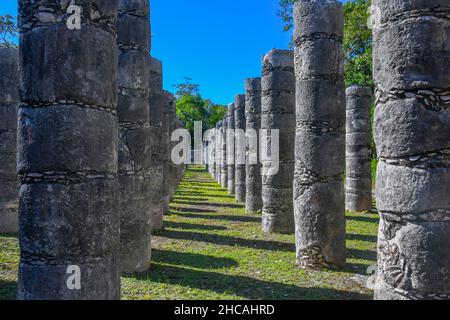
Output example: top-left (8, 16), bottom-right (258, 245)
top-left (0, 165), bottom-right (379, 300)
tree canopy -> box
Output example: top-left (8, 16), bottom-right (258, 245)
top-left (278, 0), bottom-right (372, 88)
top-left (173, 78), bottom-right (227, 142)
top-left (0, 15), bottom-right (18, 48)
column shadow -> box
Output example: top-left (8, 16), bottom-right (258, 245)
top-left (152, 249), bottom-right (238, 269)
top-left (126, 264), bottom-right (370, 300)
top-left (163, 229), bottom-right (295, 252)
top-left (0, 280), bottom-right (17, 300)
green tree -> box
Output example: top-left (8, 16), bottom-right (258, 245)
top-left (0, 15), bottom-right (18, 48)
top-left (173, 78), bottom-right (227, 145)
top-left (173, 77), bottom-right (200, 98)
top-left (277, 0), bottom-right (372, 87)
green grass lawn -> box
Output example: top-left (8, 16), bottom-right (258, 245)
top-left (0, 165), bottom-right (379, 300)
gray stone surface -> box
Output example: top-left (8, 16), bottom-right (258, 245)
top-left (227, 103), bottom-right (235, 195)
top-left (162, 91), bottom-right (175, 214)
top-left (17, 0), bottom-right (120, 300)
top-left (261, 49), bottom-right (295, 234)
top-left (293, 0), bottom-right (346, 269)
top-left (234, 94), bottom-right (246, 202)
top-left (220, 115), bottom-right (228, 189)
top-left (118, 0), bottom-right (152, 275)
top-left (372, 0), bottom-right (450, 300)
top-left (0, 48), bottom-right (19, 234)
top-left (245, 78), bottom-right (263, 214)
top-left (209, 127), bottom-right (217, 179)
top-left (345, 86), bottom-right (372, 212)
top-left (149, 57), bottom-right (165, 232)
top-left (215, 122), bottom-right (221, 183)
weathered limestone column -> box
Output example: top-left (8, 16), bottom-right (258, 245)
top-left (234, 94), bottom-right (246, 202)
top-left (245, 78), bottom-right (263, 214)
top-left (117, 0), bottom-right (152, 274)
top-left (217, 120), bottom-right (226, 186)
top-left (215, 122), bottom-right (221, 182)
top-left (209, 127), bottom-right (217, 179)
top-left (149, 57), bottom-right (165, 232)
top-left (220, 115), bottom-right (228, 189)
top-left (227, 103), bottom-right (236, 195)
top-left (372, 0), bottom-right (450, 300)
top-left (0, 48), bottom-right (19, 234)
top-left (261, 50), bottom-right (295, 234)
top-left (162, 91), bottom-right (175, 214)
top-left (168, 110), bottom-right (180, 200)
top-left (293, 0), bottom-right (346, 269)
top-left (17, 0), bottom-right (120, 299)
top-left (345, 86), bottom-right (372, 213)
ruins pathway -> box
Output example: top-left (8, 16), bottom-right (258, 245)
top-left (0, 165), bottom-right (379, 300)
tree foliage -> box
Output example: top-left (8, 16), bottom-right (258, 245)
top-left (0, 15), bottom-right (18, 48)
top-left (173, 78), bottom-right (227, 142)
top-left (277, 0), bottom-right (373, 88)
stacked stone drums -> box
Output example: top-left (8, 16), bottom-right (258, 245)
top-left (234, 95), bottom-right (246, 202)
top-left (17, 0), bottom-right (121, 299)
top-left (345, 86), bottom-right (372, 213)
top-left (372, 0), bottom-right (450, 300)
top-left (245, 78), bottom-right (263, 214)
top-left (0, 48), bottom-right (19, 234)
top-left (117, 0), bottom-right (152, 274)
top-left (261, 49), bottom-right (295, 234)
top-left (293, 0), bottom-right (346, 269)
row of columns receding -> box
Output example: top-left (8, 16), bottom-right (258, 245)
top-left (0, 0), bottom-right (448, 300)
top-left (0, 0), bottom-right (185, 299)
top-left (205, 0), bottom-right (450, 301)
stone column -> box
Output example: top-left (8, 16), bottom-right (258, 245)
top-left (234, 94), bottom-right (246, 202)
top-left (261, 49), bottom-right (295, 234)
top-left (17, 0), bottom-right (120, 299)
top-left (220, 115), bottom-right (228, 189)
top-left (218, 120), bottom-right (224, 184)
top-left (168, 104), bottom-right (179, 199)
top-left (215, 122), bottom-right (221, 183)
top-left (245, 78), bottom-right (263, 214)
top-left (149, 57), bottom-right (165, 232)
top-left (117, 0), bottom-right (152, 274)
top-left (0, 48), bottom-right (19, 234)
top-left (293, 0), bottom-right (346, 269)
top-left (209, 127), bottom-right (217, 179)
top-left (345, 86), bottom-right (372, 213)
top-left (372, 0), bottom-right (450, 300)
top-left (162, 91), bottom-right (175, 214)
top-left (227, 103), bottom-right (236, 195)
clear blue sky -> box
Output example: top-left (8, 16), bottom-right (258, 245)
top-left (0, 0), bottom-right (346, 105)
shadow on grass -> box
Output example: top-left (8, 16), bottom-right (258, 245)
top-left (165, 221), bottom-right (228, 231)
top-left (173, 201), bottom-right (245, 209)
top-left (347, 215), bottom-right (379, 223)
top-left (152, 249), bottom-right (238, 269)
top-left (127, 264), bottom-right (370, 300)
top-left (348, 248), bottom-right (377, 262)
top-left (175, 190), bottom-right (204, 196)
top-left (0, 233), bottom-right (18, 238)
top-left (170, 212), bottom-right (260, 223)
top-left (346, 233), bottom-right (377, 243)
top-left (171, 207), bottom-right (218, 214)
top-left (163, 229), bottom-right (295, 252)
top-left (173, 197), bottom-right (209, 202)
top-left (0, 280), bottom-right (17, 300)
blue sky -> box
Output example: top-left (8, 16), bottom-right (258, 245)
top-left (0, 0), bottom-right (346, 105)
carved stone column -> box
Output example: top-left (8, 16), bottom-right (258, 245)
top-left (372, 0), bottom-right (450, 300)
top-left (293, 0), bottom-right (346, 269)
